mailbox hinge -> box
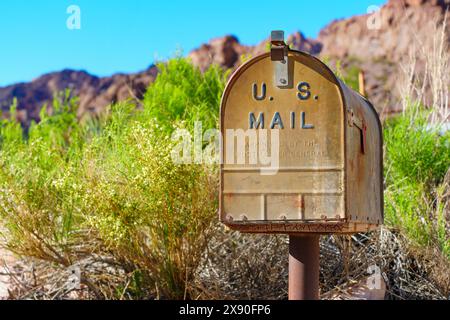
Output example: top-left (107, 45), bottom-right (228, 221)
top-left (271, 30), bottom-right (290, 88)
top-left (348, 109), bottom-right (367, 154)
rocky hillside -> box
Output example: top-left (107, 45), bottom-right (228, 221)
top-left (188, 33), bottom-right (322, 72)
top-left (0, 0), bottom-right (448, 126)
top-left (0, 67), bottom-right (157, 127)
top-left (319, 0), bottom-right (450, 113)
top-left (189, 0), bottom-right (450, 114)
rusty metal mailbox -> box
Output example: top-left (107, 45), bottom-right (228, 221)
top-left (219, 31), bottom-right (383, 235)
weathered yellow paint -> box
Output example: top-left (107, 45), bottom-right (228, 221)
top-left (220, 50), bottom-right (383, 234)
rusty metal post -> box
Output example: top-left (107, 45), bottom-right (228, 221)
top-left (288, 235), bottom-right (320, 300)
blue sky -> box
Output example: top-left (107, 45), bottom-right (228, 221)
top-left (0, 0), bottom-right (386, 87)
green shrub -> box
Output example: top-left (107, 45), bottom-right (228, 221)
top-left (0, 55), bottom-right (447, 301)
top-left (0, 91), bottom-right (85, 265)
top-left (0, 58), bottom-right (225, 299)
top-left (384, 107), bottom-right (450, 256)
top-left (81, 112), bottom-right (218, 298)
top-left (384, 111), bottom-right (450, 187)
top-left (80, 57), bottom-right (225, 297)
top-left (384, 180), bottom-right (431, 246)
top-left (143, 57), bottom-right (227, 133)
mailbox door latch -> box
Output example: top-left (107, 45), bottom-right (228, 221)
top-left (271, 30), bottom-right (290, 88)
top-left (348, 109), bottom-right (367, 154)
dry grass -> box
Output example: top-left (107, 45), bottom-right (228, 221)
top-left (322, 229), bottom-right (449, 300)
top-left (398, 10), bottom-right (450, 124)
top-left (2, 224), bottom-right (448, 300)
top-left (193, 224), bottom-right (288, 300)
top-left (190, 224), bottom-right (449, 300)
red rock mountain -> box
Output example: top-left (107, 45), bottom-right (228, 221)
top-left (0, 67), bottom-right (158, 127)
top-left (0, 0), bottom-right (448, 125)
top-left (318, 0), bottom-right (450, 112)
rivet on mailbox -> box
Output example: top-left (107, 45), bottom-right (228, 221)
top-left (219, 31), bottom-right (384, 300)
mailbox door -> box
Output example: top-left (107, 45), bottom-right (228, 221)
top-left (220, 51), bottom-right (347, 232)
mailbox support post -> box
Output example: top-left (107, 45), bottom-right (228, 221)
top-left (288, 235), bottom-right (320, 300)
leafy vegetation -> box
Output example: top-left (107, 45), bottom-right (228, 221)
top-left (143, 57), bottom-right (227, 132)
top-left (384, 107), bottom-right (450, 257)
top-left (0, 58), bottom-right (225, 299)
top-left (0, 57), bottom-right (448, 299)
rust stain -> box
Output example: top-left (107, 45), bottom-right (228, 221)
top-left (294, 197), bottom-right (303, 209)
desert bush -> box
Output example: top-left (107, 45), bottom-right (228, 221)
top-left (0, 54), bottom-right (448, 301)
top-left (0, 59), bottom-right (225, 299)
top-left (143, 57), bottom-right (227, 132)
top-left (385, 14), bottom-right (450, 259)
top-left (384, 110), bottom-right (450, 186)
top-left (0, 91), bottom-right (86, 265)
top-left (384, 106), bottom-right (450, 257)
top-left (80, 105), bottom-right (218, 299)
